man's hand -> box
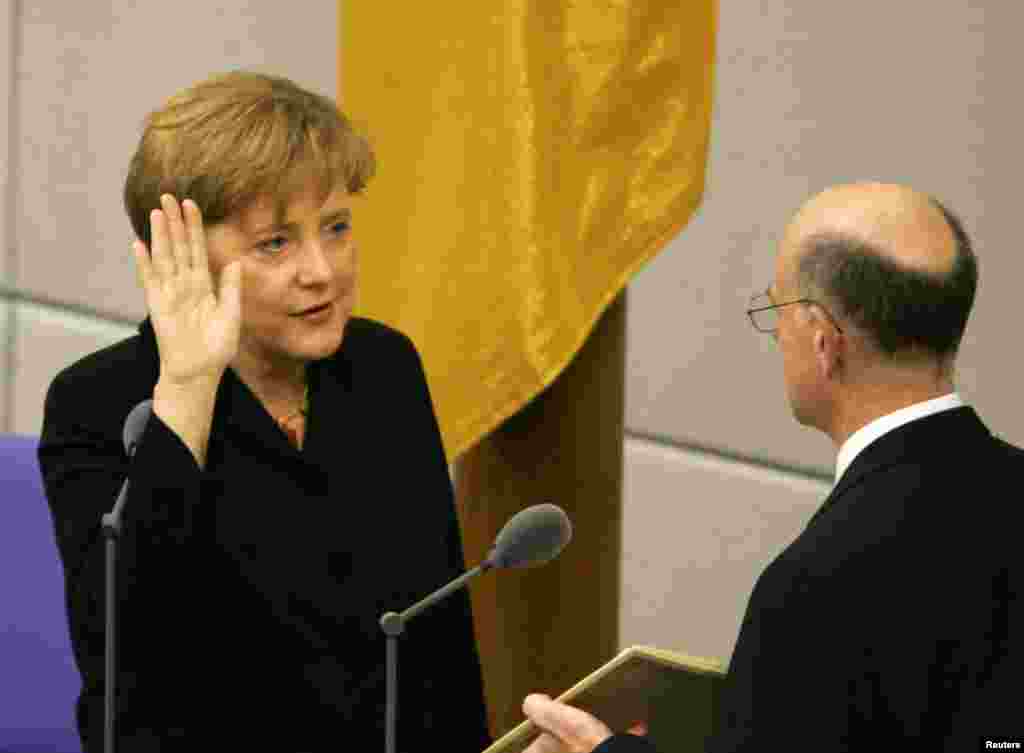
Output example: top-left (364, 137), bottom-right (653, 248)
top-left (522, 694), bottom-right (641, 753)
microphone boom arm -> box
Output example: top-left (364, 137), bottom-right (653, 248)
top-left (379, 562), bottom-right (492, 638)
top-left (378, 502), bottom-right (571, 753)
top-left (379, 562), bottom-right (492, 753)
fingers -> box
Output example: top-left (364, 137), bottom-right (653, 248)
top-left (523, 694), bottom-right (613, 753)
top-left (218, 260), bottom-right (243, 320)
top-left (523, 731), bottom-right (568, 753)
top-left (160, 194), bottom-right (192, 273)
top-left (132, 239), bottom-right (151, 291)
top-left (181, 198), bottom-right (208, 271)
top-left (523, 694), bottom-right (557, 727)
top-left (524, 694), bottom-right (589, 736)
top-left (148, 206), bottom-right (176, 281)
top-left (146, 194), bottom-right (209, 287)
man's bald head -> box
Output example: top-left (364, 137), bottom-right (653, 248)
top-left (778, 182), bottom-right (976, 360)
top-left (784, 183), bottom-right (957, 274)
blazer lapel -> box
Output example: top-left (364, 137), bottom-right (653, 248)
top-left (138, 316), bottom-right (356, 462)
top-left (139, 316), bottom-right (298, 456)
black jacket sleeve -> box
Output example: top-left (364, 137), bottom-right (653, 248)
top-left (38, 367), bottom-right (211, 747)
top-left (595, 734), bottom-right (659, 753)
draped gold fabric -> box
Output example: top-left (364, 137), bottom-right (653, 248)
top-left (341, 1), bottom-right (716, 460)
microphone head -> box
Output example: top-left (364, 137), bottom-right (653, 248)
top-left (486, 503), bottom-right (572, 569)
top-left (123, 399), bottom-right (154, 453)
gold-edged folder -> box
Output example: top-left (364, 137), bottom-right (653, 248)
top-left (483, 645), bottom-right (726, 753)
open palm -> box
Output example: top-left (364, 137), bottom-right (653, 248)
top-left (133, 194), bottom-right (242, 385)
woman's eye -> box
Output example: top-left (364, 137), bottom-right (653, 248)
top-left (259, 236), bottom-right (288, 253)
top-left (256, 223), bottom-right (348, 253)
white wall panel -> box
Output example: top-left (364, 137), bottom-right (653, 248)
top-left (625, 2), bottom-right (1023, 474)
top-left (1, 0), bottom-right (13, 288)
top-left (12, 303), bottom-right (135, 437)
top-left (620, 436), bottom-right (829, 664)
top-left (15, 0), bottom-right (339, 321)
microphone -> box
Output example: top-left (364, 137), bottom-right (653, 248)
top-left (380, 503), bottom-right (572, 753)
top-left (102, 399), bottom-right (153, 533)
top-left (123, 400), bottom-right (153, 451)
top-left (484, 502), bottom-right (572, 569)
top-left (100, 399), bottom-right (154, 753)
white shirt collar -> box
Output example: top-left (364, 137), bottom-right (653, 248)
top-left (834, 392), bottom-right (965, 484)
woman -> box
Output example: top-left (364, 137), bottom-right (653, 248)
top-left (38, 71), bottom-right (490, 752)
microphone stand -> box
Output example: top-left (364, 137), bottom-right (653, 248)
top-left (99, 434), bottom-right (144, 753)
top-left (377, 502), bottom-right (571, 753)
top-left (379, 562), bottom-right (493, 753)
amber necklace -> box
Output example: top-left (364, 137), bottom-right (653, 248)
top-left (275, 383), bottom-right (310, 448)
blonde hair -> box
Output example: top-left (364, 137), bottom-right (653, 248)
top-left (124, 70), bottom-right (376, 245)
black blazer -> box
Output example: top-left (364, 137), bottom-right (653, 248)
top-left (38, 316), bottom-right (491, 753)
top-left (600, 406), bottom-right (1022, 753)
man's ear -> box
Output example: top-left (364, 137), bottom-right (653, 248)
top-left (814, 327), bottom-right (843, 379)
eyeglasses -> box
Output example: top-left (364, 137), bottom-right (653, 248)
top-left (746, 290), bottom-right (844, 335)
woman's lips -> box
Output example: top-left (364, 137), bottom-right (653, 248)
top-left (294, 301), bottom-right (334, 321)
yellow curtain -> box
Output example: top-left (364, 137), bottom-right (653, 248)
top-left (341, 1), bottom-right (716, 460)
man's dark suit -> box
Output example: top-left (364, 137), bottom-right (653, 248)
top-left (599, 406), bottom-right (1022, 752)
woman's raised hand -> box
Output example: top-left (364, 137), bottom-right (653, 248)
top-left (133, 194), bottom-right (242, 386)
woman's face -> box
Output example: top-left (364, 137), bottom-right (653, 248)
top-left (205, 180), bottom-right (357, 372)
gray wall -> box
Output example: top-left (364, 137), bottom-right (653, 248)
top-left (620, 0), bottom-right (1023, 662)
top-left (2, 1), bottom-right (1018, 668)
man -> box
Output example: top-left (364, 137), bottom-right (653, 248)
top-left (520, 183), bottom-right (1022, 751)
